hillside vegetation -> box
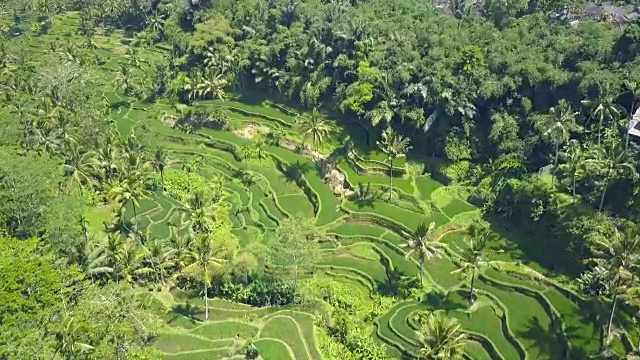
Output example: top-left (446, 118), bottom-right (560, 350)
top-left (3, 1), bottom-right (640, 360)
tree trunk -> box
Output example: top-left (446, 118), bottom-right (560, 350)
top-left (388, 158), bottom-right (393, 200)
top-left (599, 178), bottom-right (609, 211)
top-left (469, 273), bottom-right (476, 304)
top-left (552, 139), bottom-right (559, 189)
top-left (607, 292), bottom-right (618, 338)
top-left (204, 279), bottom-right (209, 320)
top-left (627, 99), bottom-right (635, 153)
top-left (132, 199), bottom-right (138, 220)
top-left (419, 258), bottom-right (424, 285)
top-left (77, 182), bottom-right (89, 243)
top-left (160, 170), bottom-right (164, 191)
top-left (598, 117), bottom-right (603, 148)
top-left (572, 171), bottom-right (577, 197)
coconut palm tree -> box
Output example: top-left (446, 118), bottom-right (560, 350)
top-left (182, 233), bottom-right (228, 320)
top-left (451, 226), bottom-right (496, 304)
top-left (589, 143), bottom-right (637, 211)
top-left (151, 146), bottom-right (171, 189)
top-left (588, 229), bottom-right (640, 339)
top-left (62, 138), bottom-right (96, 195)
top-left (240, 143), bottom-right (254, 172)
top-left (146, 11), bottom-right (165, 37)
top-left (255, 137), bottom-right (267, 174)
top-left (377, 126), bottom-right (412, 199)
top-left (94, 135), bottom-right (120, 184)
top-left (415, 311), bottom-right (467, 360)
top-left (169, 228), bottom-right (195, 271)
top-left (558, 139), bottom-right (586, 197)
top-left (115, 63), bottom-right (134, 95)
top-left (53, 311), bottom-right (95, 358)
top-left (581, 82), bottom-right (625, 147)
top-left (180, 190), bottom-right (218, 235)
top-left (196, 69), bottom-right (227, 100)
top-left (536, 100), bottom-right (581, 189)
top-left (296, 107), bottom-right (334, 157)
top-left (108, 178), bottom-right (149, 220)
top-left (403, 222), bottom-right (446, 285)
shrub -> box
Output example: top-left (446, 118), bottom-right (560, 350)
top-left (163, 168), bottom-right (222, 202)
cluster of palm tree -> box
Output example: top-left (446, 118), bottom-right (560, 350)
top-left (578, 228), bottom-right (640, 351)
top-left (73, 184), bottom-right (233, 320)
top-left (536, 89), bottom-right (638, 211)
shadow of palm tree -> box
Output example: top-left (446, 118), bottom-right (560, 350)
top-left (420, 290), bottom-right (465, 313)
top-left (375, 255), bottom-right (406, 296)
top-left (519, 316), bottom-right (566, 358)
top-left (281, 160), bottom-right (313, 183)
top-left (171, 302), bottom-right (203, 322)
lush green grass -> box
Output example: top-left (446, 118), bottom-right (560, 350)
top-left (154, 333), bottom-right (232, 353)
top-left (253, 338), bottom-right (294, 360)
top-left (188, 321), bottom-right (259, 340)
top-left (259, 316), bottom-right (312, 360)
top-left (162, 348), bottom-right (235, 360)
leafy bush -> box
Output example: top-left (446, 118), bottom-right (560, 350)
top-left (163, 168), bottom-right (220, 202)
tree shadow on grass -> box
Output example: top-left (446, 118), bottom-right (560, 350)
top-left (518, 315), bottom-right (567, 359)
top-left (170, 302), bottom-right (203, 324)
top-left (376, 255), bottom-right (405, 296)
top-left (420, 290), bottom-right (467, 313)
top-left (280, 160), bottom-right (313, 184)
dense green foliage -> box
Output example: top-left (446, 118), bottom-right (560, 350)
top-left (4, 0), bottom-right (640, 359)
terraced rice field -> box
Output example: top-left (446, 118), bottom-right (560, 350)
top-left (104, 95), bottom-right (624, 359)
top-left (53, 24), bottom-right (620, 357)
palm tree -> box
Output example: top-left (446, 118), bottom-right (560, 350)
top-left (451, 226), bottom-right (496, 304)
top-left (115, 63), bottom-right (133, 95)
top-left (180, 190), bottom-right (218, 235)
top-left (581, 82), bottom-right (625, 147)
top-left (62, 138), bottom-right (96, 195)
top-left (94, 135), bottom-right (120, 184)
top-left (377, 126), bottom-right (412, 199)
top-left (537, 100), bottom-right (581, 189)
top-left (182, 233), bottom-right (228, 320)
top-left (53, 311), bottom-right (95, 358)
top-left (169, 229), bottom-right (194, 271)
top-left (558, 139), bottom-right (586, 197)
top-left (255, 137), bottom-right (267, 174)
top-left (296, 107), bottom-right (334, 157)
top-left (196, 69), bottom-right (227, 100)
top-left (589, 229), bottom-right (640, 339)
top-left (415, 311), bottom-right (467, 360)
top-left (240, 143), bottom-right (254, 172)
top-left (404, 222), bottom-right (446, 285)
top-left (108, 179), bottom-right (149, 220)
top-left (146, 11), bottom-right (165, 37)
top-left (151, 146), bottom-right (171, 189)
top-left (589, 143), bottom-right (637, 211)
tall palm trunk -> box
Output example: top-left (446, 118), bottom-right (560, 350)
top-left (571, 170), bottom-right (577, 197)
top-left (598, 117), bottom-right (603, 148)
top-left (388, 158), bottom-right (393, 199)
top-left (419, 257), bottom-right (424, 285)
top-left (469, 273), bottom-right (476, 304)
top-left (627, 98), bottom-right (635, 152)
top-left (76, 181), bottom-right (89, 243)
top-left (599, 177), bottom-right (609, 211)
top-left (552, 139), bottom-right (559, 189)
top-left (131, 199), bottom-right (138, 220)
top-left (204, 278), bottom-right (209, 320)
top-left (607, 292), bottom-right (619, 338)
